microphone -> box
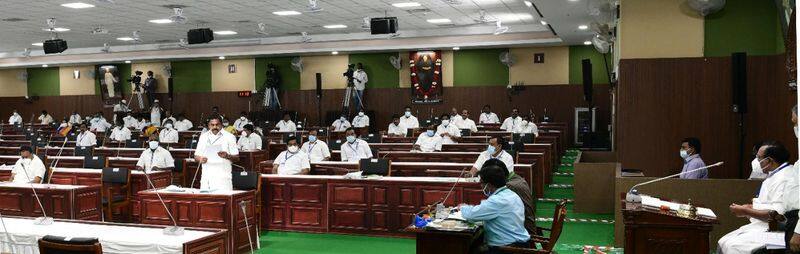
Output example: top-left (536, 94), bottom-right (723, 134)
top-left (416, 166), bottom-right (469, 216)
top-left (18, 160), bottom-right (52, 225)
top-left (239, 200), bottom-right (257, 254)
top-left (0, 211), bottom-right (12, 250)
top-left (46, 137), bottom-right (70, 184)
top-left (232, 163), bottom-right (247, 171)
top-left (626, 161), bottom-right (724, 203)
top-left (141, 169), bottom-right (184, 235)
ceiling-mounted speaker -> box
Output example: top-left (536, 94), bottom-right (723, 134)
top-left (187, 28), bottom-right (214, 44)
top-left (43, 39), bottom-right (68, 54)
top-left (370, 17), bottom-right (398, 34)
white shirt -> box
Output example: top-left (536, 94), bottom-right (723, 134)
top-left (456, 117), bottom-right (478, 132)
top-left (8, 113), bottom-right (21, 124)
top-left (237, 133), bottom-right (263, 150)
top-left (38, 114), bottom-right (54, 125)
top-left (91, 118), bottom-right (112, 132)
top-left (436, 123), bottom-right (462, 144)
top-left (234, 118), bottom-right (250, 131)
top-left (175, 119), bottom-right (193, 131)
top-left (352, 115), bottom-right (370, 128)
top-left (331, 119), bottom-right (351, 132)
top-left (388, 123), bottom-right (407, 136)
top-left (159, 128), bottom-right (179, 143)
top-left (276, 120), bottom-right (297, 132)
top-left (415, 133), bottom-right (443, 152)
top-left (136, 147), bottom-right (175, 173)
top-left (500, 116), bottom-right (523, 131)
top-left (195, 130), bottom-right (240, 191)
top-left (340, 139), bottom-right (373, 162)
top-left (473, 150), bottom-right (515, 173)
top-left (109, 127), bottom-right (131, 141)
top-left (273, 150), bottom-right (311, 175)
top-left (150, 107), bottom-right (162, 127)
top-left (76, 131), bottom-right (97, 147)
top-left (162, 117), bottom-right (177, 126)
top-left (480, 112), bottom-right (500, 124)
top-left (783, 163), bottom-right (800, 234)
top-left (11, 155), bottom-right (46, 183)
top-left (136, 120), bottom-right (150, 130)
top-left (515, 122), bottom-right (539, 137)
top-left (69, 114), bottom-right (82, 125)
top-left (123, 116), bottom-right (138, 128)
top-left (113, 103), bottom-right (129, 113)
top-left (353, 69), bottom-right (368, 91)
top-left (400, 115), bottom-right (419, 130)
top-left (301, 140), bottom-right (331, 163)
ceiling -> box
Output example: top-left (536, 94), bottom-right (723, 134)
top-left (0, 0), bottom-right (602, 57)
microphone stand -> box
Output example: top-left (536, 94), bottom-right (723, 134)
top-left (46, 137), bottom-right (70, 184)
top-left (0, 211), bottom-right (14, 254)
top-left (188, 134), bottom-right (201, 189)
top-left (626, 162), bottom-right (724, 203)
top-left (19, 163), bottom-right (52, 225)
top-left (142, 168), bottom-right (184, 235)
top-left (239, 201), bottom-right (256, 254)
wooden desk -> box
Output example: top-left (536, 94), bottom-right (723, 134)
top-left (40, 146), bottom-right (76, 156)
top-left (0, 182), bottom-right (102, 221)
top-left (139, 188), bottom-right (258, 253)
top-left (0, 134), bottom-right (27, 140)
top-left (622, 199), bottom-right (718, 254)
top-left (45, 155), bottom-right (86, 168)
top-left (238, 150), bottom-right (268, 172)
top-left (0, 140), bottom-right (30, 147)
top-left (477, 123), bottom-right (501, 131)
top-left (406, 226), bottom-right (484, 254)
top-left (95, 147), bottom-right (145, 158)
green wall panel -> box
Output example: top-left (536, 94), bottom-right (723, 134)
top-left (171, 60), bottom-right (212, 93)
top-left (704, 0), bottom-right (784, 57)
top-left (94, 64), bottom-right (131, 96)
top-left (569, 45), bottom-right (612, 85)
top-left (255, 57), bottom-right (301, 91)
top-left (453, 49), bottom-right (509, 87)
top-left (26, 67), bottom-right (60, 96)
top-left (349, 53), bottom-right (400, 88)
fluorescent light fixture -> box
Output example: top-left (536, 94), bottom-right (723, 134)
top-left (149, 19), bottom-right (172, 24)
top-left (331, 51), bottom-right (339, 55)
top-left (427, 18), bottom-right (451, 24)
top-left (32, 42), bottom-right (43, 47)
top-left (41, 64), bottom-right (49, 67)
top-left (323, 24), bottom-right (347, 29)
top-left (124, 60), bottom-right (131, 64)
top-left (214, 30), bottom-right (238, 35)
top-left (539, 20), bottom-right (547, 25)
top-left (452, 47), bottom-right (460, 50)
top-left (116, 37), bottom-right (134, 41)
top-left (524, 1), bottom-right (533, 7)
top-left (218, 56), bottom-right (226, 60)
top-left (273, 10), bottom-right (301, 16)
top-left (583, 41), bottom-right (592, 45)
top-left (61, 2), bottom-right (95, 9)
top-left (392, 2), bottom-right (421, 7)
top-left (578, 25), bottom-right (588, 30)
top-left (53, 27), bottom-right (70, 32)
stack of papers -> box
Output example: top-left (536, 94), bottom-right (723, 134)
top-left (640, 195), bottom-right (717, 219)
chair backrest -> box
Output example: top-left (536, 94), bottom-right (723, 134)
top-left (75, 146), bottom-right (93, 157)
top-left (360, 158), bottom-right (391, 176)
top-left (172, 159), bottom-right (184, 173)
top-left (67, 132), bottom-right (78, 141)
top-left (101, 167), bottom-right (130, 184)
top-left (460, 129), bottom-right (472, 137)
top-left (38, 235), bottom-right (102, 254)
top-left (363, 133), bottom-right (380, 143)
top-left (329, 139), bottom-right (343, 151)
top-left (544, 200), bottom-right (568, 251)
top-left (33, 137), bottom-right (48, 148)
top-left (186, 139), bottom-right (198, 149)
top-left (231, 171), bottom-right (259, 190)
top-left (125, 139), bottom-right (141, 148)
top-left (83, 155), bottom-right (106, 169)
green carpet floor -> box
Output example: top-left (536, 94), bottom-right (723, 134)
top-left (256, 149), bottom-right (619, 254)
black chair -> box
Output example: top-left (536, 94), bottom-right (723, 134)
top-left (283, 134), bottom-right (300, 144)
top-left (83, 155), bottom-right (106, 169)
top-left (359, 158), bottom-right (391, 176)
top-left (329, 139), bottom-right (343, 151)
top-left (185, 139), bottom-right (198, 149)
top-left (125, 139), bottom-right (141, 148)
top-left (171, 159), bottom-right (184, 185)
top-left (101, 167), bottom-right (131, 222)
top-left (460, 129), bottom-right (472, 137)
top-left (75, 146), bottom-right (93, 157)
top-left (67, 132), bottom-right (78, 141)
top-left (232, 170), bottom-right (262, 228)
top-left (33, 137), bottom-right (48, 148)
top-left (25, 131), bottom-right (38, 141)
top-left (513, 133), bottom-right (534, 144)
top-left (38, 235), bottom-right (102, 254)
top-left (362, 133), bottom-right (381, 143)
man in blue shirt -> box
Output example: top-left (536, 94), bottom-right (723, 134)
top-left (679, 137), bottom-right (707, 179)
top-left (460, 163), bottom-right (530, 253)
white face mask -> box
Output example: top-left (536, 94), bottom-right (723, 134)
top-left (752, 157), bottom-right (769, 174)
top-left (794, 126), bottom-right (799, 138)
top-left (165, 124), bottom-right (173, 129)
top-left (358, 112), bottom-right (364, 116)
top-left (441, 120), bottom-right (449, 126)
top-left (148, 141), bottom-right (159, 150)
top-left (288, 145), bottom-right (299, 153)
top-left (522, 120), bottom-right (529, 125)
top-left (240, 116), bottom-right (246, 120)
top-left (679, 149), bottom-right (689, 159)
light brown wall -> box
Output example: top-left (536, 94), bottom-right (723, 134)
top-left (300, 55), bottom-right (349, 90)
top-left (211, 58), bottom-right (256, 92)
top-left (58, 65), bottom-right (95, 96)
top-left (509, 46), bottom-right (569, 85)
top-left (618, 0), bottom-right (704, 59)
top-left (130, 62), bottom-right (170, 93)
top-left (574, 162), bottom-right (619, 213)
top-left (0, 69), bottom-right (28, 97)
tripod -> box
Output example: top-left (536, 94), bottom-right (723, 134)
top-left (264, 87), bottom-right (281, 110)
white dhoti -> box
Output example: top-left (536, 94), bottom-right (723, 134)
top-left (717, 222), bottom-right (783, 254)
top-left (199, 162), bottom-right (232, 191)
top-left (151, 111), bottom-right (161, 127)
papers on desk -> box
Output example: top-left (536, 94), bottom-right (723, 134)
top-left (640, 195), bottom-right (717, 219)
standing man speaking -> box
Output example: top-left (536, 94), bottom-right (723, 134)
top-left (194, 117), bottom-right (239, 191)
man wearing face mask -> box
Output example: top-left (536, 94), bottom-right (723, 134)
top-left (275, 113), bottom-right (297, 132)
top-left (75, 124), bottom-right (97, 148)
top-left (413, 125), bottom-right (443, 152)
top-left (331, 114), bottom-right (352, 132)
top-left (174, 114), bottom-right (193, 131)
top-left (459, 163), bottom-right (530, 252)
top-left (515, 116), bottom-right (539, 137)
top-left (222, 119), bottom-right (238, 134)
top-left (38, 110), bottom-right (54, 125)
top-left (122, 112), bottom-right (137, 129)
top-left (69, 111), bottom-right (82, 125)
top-left (159, 120), bottom-right (179, 144)
top-left (237, 124), bottom-right (263, 151)
top-left (194, 117), bottom-right (240, 191)
top-left (679, 137), bottom-right (707, 179)
top-left (233, 112), bottom-right (251, 132)
top-left (457, 109), bottom-right (478, 132)
top-left (479, 105), bottom-right (500, 124)
top-left (8, 110), bottom-right (22, 124)
top-left (784, 105), bottom-right (800, 252)
top-left (340, 127), bottom-right (373, 162)
top-left (747, 142), bottom-right (768, 180)
top-left (449, 107), bottom-right (463, 126)
top-left (91, 113), bottom-right (112, 132)
top-left (500, 108), bottom-right (522, 131)
top-left (272, 137), bottom-right (310, 175)
top-left (113, 99), bottom-right (130, 124)
top-left (7, 146), bottom-right (46, 183)
top-left (471, 136), bottom-right (514, 176)
top-left (150, 99), bottom-right (163, 127)
top-left (109, 120), bottom-right (131, 142)
top-left (136, 135), bottom-right (175, 173)
top-left (399, 106), bottom-right (420, 131)
top-left (352, 111), bottom-right (370, 129)
top-left (436, 114), bottom-right (461, 144)
top-left (387, 114), bottom-right (407, 137)
top-left (301, 129), bottom-right (331, 162)
top-left (161, 111), bottom-right (176, 126)
top-left (718, 141), bottom-right (790, 254)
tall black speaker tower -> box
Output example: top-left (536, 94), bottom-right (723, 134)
top-left (581, 59), bottom-right (593, 104)
top-left (731, 52), bottom-right (747, 113)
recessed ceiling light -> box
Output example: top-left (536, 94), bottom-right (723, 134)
top-left (578, 25), bottom-right (588, 30)
top-left (583, 41), bottom-right (592, 45)
top-left (214, 30), bottom-right (238, 35)
top-left (427, 18), bottom-right (451, 24)
top-left (392, 2), bottom-right (421, 7)
top-left (273, 10), bottom-right (301, 16)
top-left (218, 56), bottom-right (226, 60)
top-left (52, 27), bottom-right (71, 32)
top-left (149, 19), bottom-right (173, 24)
top-left (31, 42), bottom-right (43, 47)
top-left (524, 1), bottom-right (533, 7)
top-left (41, 64), bottom-right (48, 68)
top-left (124, 60), bottom-right (131, 64)
top-left (116, 37), bottom-right (134, 41)
top-left (452, 46), bottom-right (460, 50)
top-left (568, 0), bottom-right (579, 2)
top-left (323, 24), bottom-right (347, 29)
top-left (539, 20), bottom-right (548, 25)
top-left (331, 51), bottom-right (339, 55)
top-left (61, 2), bottom-right (95, 9)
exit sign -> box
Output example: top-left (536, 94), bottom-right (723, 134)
top-left (238, 91), bottom-right (252, 97)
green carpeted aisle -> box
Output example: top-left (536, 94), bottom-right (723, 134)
top-left (256, 150), bottom-right (619, 254)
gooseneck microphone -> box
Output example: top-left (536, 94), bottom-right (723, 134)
top-left (19, 161), bottom-right (52, 225)
top-left (626, 162), bottom-right (724, 203)
top-left (239, 200), bottom-right (256, 254)
top-left (141, 169), bottom-right (184, 235)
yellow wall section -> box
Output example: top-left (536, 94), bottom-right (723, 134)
top-left (508, 46), bottom-right (569, 85)
top-left (211, 58), bottom-right (255, 92)
top-left (399, 52), bottom-right (411, 88)
top-left (131, 62), bottom-right (171, 93)
top-left (300, 55), bottom-right (349, 90)
top-left (59, 65), bottom-right (95, 95)
top-left (619, 0), bottom-right (704, 59)
top-left (0, 69), bottom-right (28, 97)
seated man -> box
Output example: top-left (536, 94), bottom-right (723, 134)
top-left (471, 136), bottom-right (514, 176)
top-left (436, 114), bottom-right (461, 144)
top-left (159, 121), bottom-right (179, 144)
top-left (514, 116), bottom-right (539, 137)
top-left (272, 137), bottom-right (310, 175)
top-left (161, 110), bottom-right (177, 126)
top-left (108, 120), bottom-right (131, 142)
top-left (332, 115), bottom-right (351, 132)
top-left (174, 114), bottom-right (193, 131)
top-left (122, 112), bottom-right (138, 129)
top-left (718, 141), bottom-right (791, 253)
top-left (301, 129), bottom-right (331, 162)
top-left (8, 110), bottom-right (21, 124)
top-left (8, 145), bottom-right (46, 183)
top-left (352, 111), bottom-right (370, 128)
top-left (483, 158), bottom-right (537, 236)
top-left (136, 135), bottom-right (175, 173)
top-left (233, 111), bottom-right (251, 132)
top-left (275, 113), bottom-right (297, 132)
top-left (136, 117), bottom-right (150, 131)
top-left (237, 124), bottom-right (263, 150)
top-left (222, 119), bottom-right (237, 134)
top-left (459, 163), bottom-right (530, 253)
top-left (480, 104), bottom-right (501, 124)
top-left (679, 137), bottom-right (707, 179)
top-left (91, 113), bottom-right (112, 132)
top-left (500, 108), bottom-right (522, 131)
top-left (38, 110), bottom-right (54, 125)
top-left (457, 109), bottom-right (478, 132)
top-left (75, 124), bottom-right (97, 148)
top-left (340, 127), bottom-right (373, 162)
top-left (69, 111), bottom-right (82, 125)
top-left (387, 114), bottom-right (407, 137)
top-left (413, 125), bottom-right (443, 152)
top-left (400, 106), bottom-right (420, 131)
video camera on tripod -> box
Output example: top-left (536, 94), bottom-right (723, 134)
top-left (127, 70), bottom-right (144, 92)
top-left (343, 64), bottom-right (355, 87)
